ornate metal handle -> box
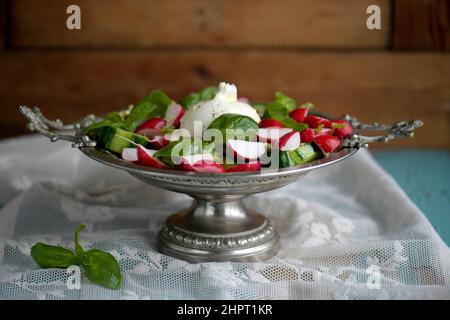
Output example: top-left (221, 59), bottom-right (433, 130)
top-left (341, 114), bottom-right (424, 148)
top-left (19, 106), bottom-right (98, 148)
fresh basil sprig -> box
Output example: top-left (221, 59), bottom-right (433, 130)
top-left (274, 91), bottom-right (297, 112)
top-left (266, 102), bottom-right (308, 132)
top-left (124, 90), bottom-right (173, 131)
top-left (31, 224), bottom-right (122, 290)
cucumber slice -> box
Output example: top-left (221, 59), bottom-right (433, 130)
top-left (290, 143), bottom-right (319, 164)
top-left (279, 151), bottom-right (294, 168)
top-left (90, 127), bottom-right (148, 154)
top-left (132, 133), bottom-right (149, 146)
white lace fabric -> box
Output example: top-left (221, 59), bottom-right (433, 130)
top-left (0, 135), bottom-right (448, 300)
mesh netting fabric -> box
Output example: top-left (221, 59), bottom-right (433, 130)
top-left (0, 135), bottom-right (449, 300)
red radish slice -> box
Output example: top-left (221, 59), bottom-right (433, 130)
top-left (181, 154), bottom-right (215, 166)
top-left (304, 116), bottom-right (332, 129)
top-left (289, 108), bottom-right (309, 123)
top-left (257, 128), bottom-right (293, 143)
top-left (136, 145), bottom-right (167, 169)
top-left (135, 117), bottom-right (166, 137)
top-left (300, 128), bottom-right (316, 143)
top-left (314, 135), bottom-right (341, 155)
top-left (180, 154), bottom-right (224, 173)
top-left (226, 162), bottom-right (261, 173)
top-left (190, 161), bottom-right (225, 173)
top-left (279, 131), bottom-right (301, 151)
top-left (164, 103), bottom-right (185, 127)
top-left (259, 119), bottom-right (285, 128)
top-left (149, 135), bottom-right (168, 150)
top-left (332, 120), bottom-right (353, 138)
top-left (122, 148), bottom-right (138, 162)
top-left (315, 127), bottom-right (334, 137)
top-left (227, 140), bottom-right (267, 161)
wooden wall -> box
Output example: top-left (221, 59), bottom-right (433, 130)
top-left (1, 0), bottom-right (449, 149)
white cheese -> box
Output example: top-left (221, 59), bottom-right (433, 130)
top-left (180, 82), bottom-right (261, 138)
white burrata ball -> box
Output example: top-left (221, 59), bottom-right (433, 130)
top-left (180, 82), bottom-right (261, 138)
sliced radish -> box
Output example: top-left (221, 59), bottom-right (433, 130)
top-left (163, 128), bottom-right (191, 143)
top-left (227, 140), bottom-right (267, 161)
top-left (149, 135), bottom-right (168, 150)
top-left (315, 127), bottom-right (334, 137)
top-left (289, 108), bottom-right (309, 123)
top-left (121, 148), bottom-right (138, 162)
top-left (304, 116), bottom-right (332, 129)
top-left (300, 128), bottom-right (316, 143)
top-left (226, 161), bottom-right (261, 173)
top-left (259, 119), bottom-right (285, 128)
top-left (190, 161), bottom-right (225, 173)
top-left (332, 120), bottom-right (353, 138)
top-left (257, 128), bottom-right (293, 143)
top-left (180, 154), bottom-right (224, 173)
top-left (135, 117), bottom-right (166, 137)
top-left (279, 131), bottom-right (301, 151)
top-left (136, 145), bottom-right (167, 169)
top-left (164, 103), bottom-right (185, 127)
top-left (314, 135), bottom-right (341, 155)
top-left (181, 154), bottom-right (215, 166)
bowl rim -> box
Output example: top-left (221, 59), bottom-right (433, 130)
top-left (80, 146), bottom-right (359, 179)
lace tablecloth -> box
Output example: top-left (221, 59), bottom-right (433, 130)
top-left (0, 135), bottom-right (449, 300)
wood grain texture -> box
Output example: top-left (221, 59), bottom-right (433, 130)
top-left (1, 51), bottom-right (449, 148)
top-left (0, 0), bottom-right (6, 50)
top-left (10, 0), bottom-right (390, 49)
top-left (394, 0), bottom-right (450, 50)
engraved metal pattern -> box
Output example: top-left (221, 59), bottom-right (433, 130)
top-left (159, 221), bottom-right (276, 250)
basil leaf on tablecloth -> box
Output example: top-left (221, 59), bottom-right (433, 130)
top-left (74, 224), bottom-right (122, 290)
top-left (79, 249), bottom-right (122, 290)
top-left (30, 224), bottom-right (122, 290)
top-left (31, 243), bottom-right (79, 269)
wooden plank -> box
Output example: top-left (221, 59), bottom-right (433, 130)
top-left (10, 0), bottom-right (390, 49)
top-left (0, 0), bottom-right (7, 50)
top-left (394, 0), bottom-right (450, 50)
top-left (1, 51), bottom-right (449, 148)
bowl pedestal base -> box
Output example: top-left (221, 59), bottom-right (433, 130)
top-left (157, 196), bottom-right (280, 263)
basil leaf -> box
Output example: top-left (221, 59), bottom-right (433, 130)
top-left (299, 102), bottom-right (314, 110)
top-left (31, 243), bottom-right (79, 269)
top-left (182, 86), bottom-right (218, 109)
top-left (154, 138), bottom-right (212, 167)
top-left (267, 103), bottom-right (308, 132)
top-left (207, 114), bottom-right (258, 142)
top-left (84, 119), bottom-right (122, 134)
top-left (250, 102), bottom-right (267, 118)
top-left (104, 112), bottom-right (125, 124)
top-left (125, 90), bottom-right (173, 131)
top-left (275, 92), bottom-right (296, 112)
top-left (80, 249), bottom-right (122, 290)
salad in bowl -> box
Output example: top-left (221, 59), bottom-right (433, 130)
top-left (85, 82), bottom-right (353, 173)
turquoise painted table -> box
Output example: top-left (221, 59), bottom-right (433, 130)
top-left (373, 150), bottom-right (450, 246)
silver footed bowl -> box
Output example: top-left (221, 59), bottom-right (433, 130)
top-left (19, 106), bottom-right (423, 262)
